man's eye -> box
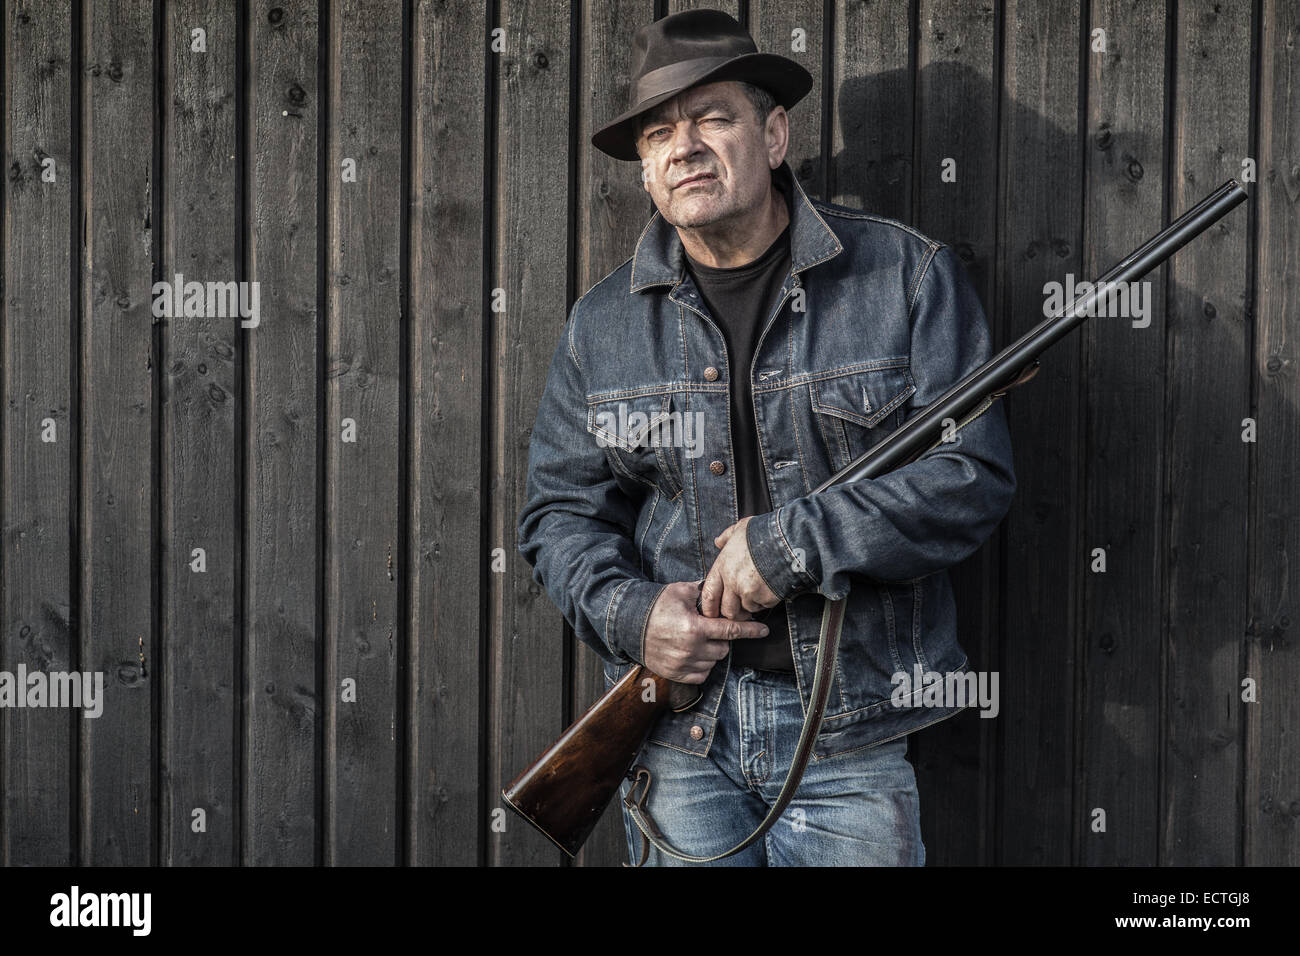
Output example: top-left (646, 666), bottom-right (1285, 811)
top-left (647, 128), bottom-right (670, 141)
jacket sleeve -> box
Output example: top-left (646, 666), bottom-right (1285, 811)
top-left (516, 300), bottom-right (668, 667)
top-left (745, 244), bottom-right (1017, 599)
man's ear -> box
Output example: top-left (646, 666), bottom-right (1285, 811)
top-left (766, 106), bottom-right (789, 170)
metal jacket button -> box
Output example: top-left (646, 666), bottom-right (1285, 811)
top-left (689, 725), bottom-right (704, 740)
top-left (703, 366), bottom-right (719, 381)
top-left (709, 460), bottom-right (726, 476)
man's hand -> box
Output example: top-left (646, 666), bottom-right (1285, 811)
top-left (700, 516), bottom-right (781, 620)
top-left (644, 581), bottom-right (770, 684)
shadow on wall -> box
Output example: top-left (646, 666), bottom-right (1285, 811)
top-left (807, 60), bottom-right (1260, 865)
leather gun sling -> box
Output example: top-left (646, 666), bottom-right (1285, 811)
top-left (622, 591), bottom-right (848, 866)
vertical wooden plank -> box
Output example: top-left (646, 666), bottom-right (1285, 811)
top-left (324, 0), bottom-right (404, 865)
top-left (1078, 0), bottom-right (1166, 866)
top-left (80, 0), bottom-right (155, 865)
top-left (569, 0), bottom-right (657, 869)
top-left (997, 0), bottom-right (1083, 865)
top-left (914, 1), bottom-right (998, 299)
top-left (749, 0), bottom-right (824, 199)
top-left (2, 0), bottom-right (75, 865)
top-left (910, 0), bottom-right (1000, 868)
top-left (1246, 0), bottom-right (1300, 868)
top-left (1162, 0), bottom-right (1252, 866)
top-left (246, 0), bottom-right (319, 865)
top-left (160, 0), bottom-right (239, 866)
top-left (829, 0), bottom-right (911, 217)
top-left (491, 0), bottom-right (571, 866)
top-left (407, 0), bottom-right (485, 867)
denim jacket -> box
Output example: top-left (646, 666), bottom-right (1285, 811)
top-left (518, 161), bottom-right (1016, 760)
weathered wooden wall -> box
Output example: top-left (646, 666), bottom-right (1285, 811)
top-left (1, 0), bottom-right (1295, 867)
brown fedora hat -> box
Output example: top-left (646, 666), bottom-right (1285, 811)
top-left (592, 9), bottom-right (813, 162)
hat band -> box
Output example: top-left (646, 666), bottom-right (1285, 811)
top-left (633, 56), bottom-right (737, 108)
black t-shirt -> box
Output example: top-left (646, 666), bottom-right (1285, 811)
top-left (683, 189), bottom-right (796, 672)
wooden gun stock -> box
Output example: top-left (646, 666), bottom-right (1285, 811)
top-left (501, 666), bottom-right (698, 857)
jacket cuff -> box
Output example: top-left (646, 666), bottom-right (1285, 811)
top-left (606, 578), bottom-right (670, 666)
top-left (746, 508), bottom-right (819, 602)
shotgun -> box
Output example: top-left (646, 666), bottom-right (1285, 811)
top-left (503, 178), bottom-right (1249, 859)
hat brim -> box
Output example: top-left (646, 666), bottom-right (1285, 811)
top-left (591, 52), bottom-right (814, 162)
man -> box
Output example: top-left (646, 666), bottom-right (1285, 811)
top-left (518, 9), bottom-right (1015, 866)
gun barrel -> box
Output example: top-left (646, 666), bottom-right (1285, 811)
top-left (816, 178), bottom-right (1249, 489)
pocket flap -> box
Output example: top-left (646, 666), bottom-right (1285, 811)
top-left (810, 367), bottom-right (915, 428)
top-left (585, 395), bottom-right (673, 452)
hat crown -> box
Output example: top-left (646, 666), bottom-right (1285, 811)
top-left (630, 10), bottom-right (756, 84)
top-left (590, 7), bottom-right (811, 160)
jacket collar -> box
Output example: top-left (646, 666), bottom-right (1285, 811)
top-left (629, 160), bottom-right (844, 293)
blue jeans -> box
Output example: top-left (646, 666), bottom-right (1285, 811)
top-left (617, 664), bottom-right (926, 866)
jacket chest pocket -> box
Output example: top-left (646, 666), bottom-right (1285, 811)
top-left (586, 392), bottom-right (684, 501)
top-left (809, 362), bottom-right (916, 473)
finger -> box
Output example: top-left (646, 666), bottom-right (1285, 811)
top-left (722, 599), bottom-right (751, 622)
top-left (698, 638), bottom-right (731, 662)
top-left (714, 525), bottom-right (733, 547)
top-left (698, 616), bottom-right (769, 641)
top-left (677, 660), bottom-right (716, 683)
top-left (720, 581), bottom-right (746, 621)
top-left (699, 566), bottom-right (723, 618)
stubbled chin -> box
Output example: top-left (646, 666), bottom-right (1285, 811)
top-left (666, 196), bottom-right (725, 228)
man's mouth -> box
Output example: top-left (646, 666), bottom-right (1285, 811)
top-left (674, 173), bottom-right (716, 189)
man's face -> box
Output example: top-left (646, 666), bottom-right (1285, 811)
top-left (635, 81), bottom-right (786, 230)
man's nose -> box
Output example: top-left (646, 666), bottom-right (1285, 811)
top-left (668, 122), bottom-right (706, 162)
